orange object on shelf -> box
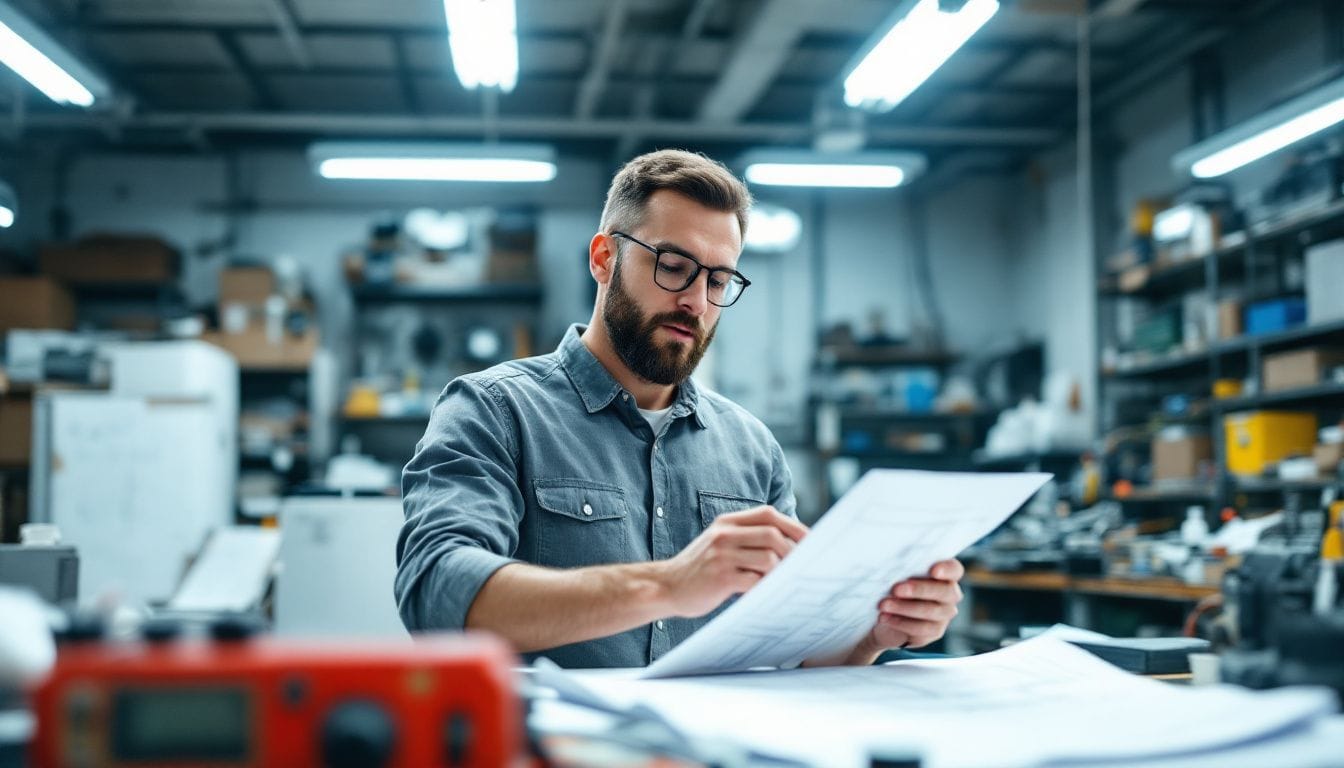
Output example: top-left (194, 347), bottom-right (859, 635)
top-left (1212, 379), bottom-right (1243, 400)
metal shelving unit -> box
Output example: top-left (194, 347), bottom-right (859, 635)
top-left (345, 281), bottom-right (545, 470)
top-left (1097, 199), bottom-right (1344, 514)
top-left (810, 346), bottom-right (989, 507)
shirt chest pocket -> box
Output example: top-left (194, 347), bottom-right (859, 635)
top-left (533, 479), bottom-right (632, 568)
top-left (698, 490), bottom-right (766, 530)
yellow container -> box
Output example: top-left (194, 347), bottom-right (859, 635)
top-left (1212, 379), bottom-right (1243, 400)
top-left (1223, 411), bottom-right (1318, 476)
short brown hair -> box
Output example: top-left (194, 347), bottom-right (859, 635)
top-left (599, 149), bottom-right (753, 241)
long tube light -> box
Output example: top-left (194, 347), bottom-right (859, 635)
top-left (741, 150), bottom-right (926, 189)
top-left (0, 0), bottom-right (110, 107)
top-left (1174, 75), bottom-right (1344, 179)
top-left (309, 142), bottom-right (556, 183)
top-left (843, 0), bottom-right (1000, 113)
top-left (0, 181), bottom-right (15, 228)
top-left (443, 0), bottom-right (518, 93)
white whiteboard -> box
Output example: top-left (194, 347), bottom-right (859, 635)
top-left (46, 392), bottom-right (229, 608)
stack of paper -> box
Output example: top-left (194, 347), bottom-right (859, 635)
top-left (550, 636), bottom-right (1339, 768)
top-left (530, 471), bottom-right (1340, 767)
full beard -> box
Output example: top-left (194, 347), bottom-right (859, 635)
top-left (603, 258), bottom-right (716, 386)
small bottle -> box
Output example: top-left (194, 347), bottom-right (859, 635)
top-left (1314, 560), bottom-right (1338, 615)
top-left (1182, 506), bottom-right (1209, 547)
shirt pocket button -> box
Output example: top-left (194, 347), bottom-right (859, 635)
top-left (582, 503), bottom-right (593, 516)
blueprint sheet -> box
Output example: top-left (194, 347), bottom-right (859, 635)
top-left (548, 636), bottom-right (1339, 768)
top-left (642, 469), bottom-right (1051, 678)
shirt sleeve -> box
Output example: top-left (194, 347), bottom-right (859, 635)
top-left (767, 438), bottom-right (798, 521)
top-left (395, 376), bottom-right (524, 632)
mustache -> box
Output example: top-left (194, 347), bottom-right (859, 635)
top-left (649, 311), bottom-right (704, 340)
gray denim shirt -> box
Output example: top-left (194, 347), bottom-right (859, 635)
top-left (396, 323), bottom-right (796, 668)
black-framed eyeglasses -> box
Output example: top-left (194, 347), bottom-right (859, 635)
top-left (610, 231), bottom-right (751, 308)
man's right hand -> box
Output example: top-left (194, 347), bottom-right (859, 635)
top-left (655, 506), bottom-right (808, 618)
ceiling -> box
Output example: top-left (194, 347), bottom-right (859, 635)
top-left (0, 0), bottom-right (1284, 174)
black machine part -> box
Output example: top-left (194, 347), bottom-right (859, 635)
top-left (1221, 548), bottom-right (1344, 697)
top-left (1226, 548), bottom-right (1317, 651)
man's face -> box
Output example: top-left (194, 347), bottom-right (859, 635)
top-left (601, 190), bottom-right (742, 387)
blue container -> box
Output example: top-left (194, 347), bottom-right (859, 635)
top-left (1245, 298), bottom-right (1306, 336)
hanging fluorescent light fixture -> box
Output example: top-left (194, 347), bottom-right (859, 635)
top-left (443, 0), bottom-right (519, 93)
top-left (0, 0), bottom-right (110, 107)
top-left (309, 142), bottom-right (557, 183)
top-left (741, 150), bottom-right (926, 189)
top-left (0, 181), bottom-right (15, 228)
top-left (1174, 75), bottom-right (1344, 178)
top-left (843, 0), bottom-right (999, 113)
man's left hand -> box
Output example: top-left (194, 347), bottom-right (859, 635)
top-left (860, 558), bottom-right (965, 657)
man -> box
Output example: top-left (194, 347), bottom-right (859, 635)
top-left (396, 149), bottom-right (963, 668)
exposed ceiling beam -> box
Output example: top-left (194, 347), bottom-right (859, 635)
top-left (23, 110), bottom-right (1060, 148)
top-left (109, 62), bottom-right (1078, 101)
top-left (48, 19), bottom-right (1127, 63)
top-left (1091, 0), bottom-right (1150, 17)
top-left (262, 0), bottom-right (311, 69)
top-left (574, 0), bottom-right (628, 118)
top-left (615, 0), bottom-right (717, 160)
top-left (696, 0), bottom-right (820, 123)
top-left (215, 31), bottom-right (278, 110)
top-left (1093, 0), bottom-right (1281, 111)
top-left (391, 34), bottom-right (420, 114)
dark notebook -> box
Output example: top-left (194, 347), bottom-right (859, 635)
top-left (1068, 637), bottom-right (1211, 675)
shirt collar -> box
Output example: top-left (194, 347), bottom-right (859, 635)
top-left (558, 324), bottom-right (709, 429)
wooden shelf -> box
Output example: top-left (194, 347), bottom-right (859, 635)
top-left (965, 568), bottom-right (1219, 602)
top-left (964, 569), bottom-right (1071, 592)
top-left (1070, 576), bottom-right (1219, 601)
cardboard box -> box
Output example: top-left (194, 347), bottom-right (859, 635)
top-left (1261, 348), bottom-right (1344, 393)
top-left (219, 266), bottom-right (276, 306)
top-left (1118, 264), bottom-right (1151, 293)
top-left (202, 323), bottom-right (318, 371)
top-left (1217, 299), bottom-right (1242, 340)
top-left (1224, 411), bottom-right (1318, 476)
top-left (484, 249), bottom-right (539, 284)
top-left (0, 395), bottom-right (33, 465)
top-left (1315, 442), bottom-right (1344, 475)
top-left (39, 235), bottom-right (179, 284)
top-left (1151, 432), bottom-right (1211, 483)
top-left (0, 277), bottom-right (75, 333)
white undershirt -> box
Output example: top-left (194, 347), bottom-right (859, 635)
top-left (638, 405), bottom-right (675, 436)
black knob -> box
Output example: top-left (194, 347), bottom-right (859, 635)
top-left (56, 614), bottom-right (105, 644)
top-left (208, 614), bottom-right (263, 641)
top-left (321, 700), bottom-right (397, 768)
top-left (141, 618), bottom-right (182, 643)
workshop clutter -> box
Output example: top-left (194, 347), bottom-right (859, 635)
top-left (202, 261), bottom-right (319, 371)
top-left (342, 208), bottom-right (539, 288)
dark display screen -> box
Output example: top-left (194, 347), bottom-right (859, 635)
top-left (111, 687), bottom-right (250, 761)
